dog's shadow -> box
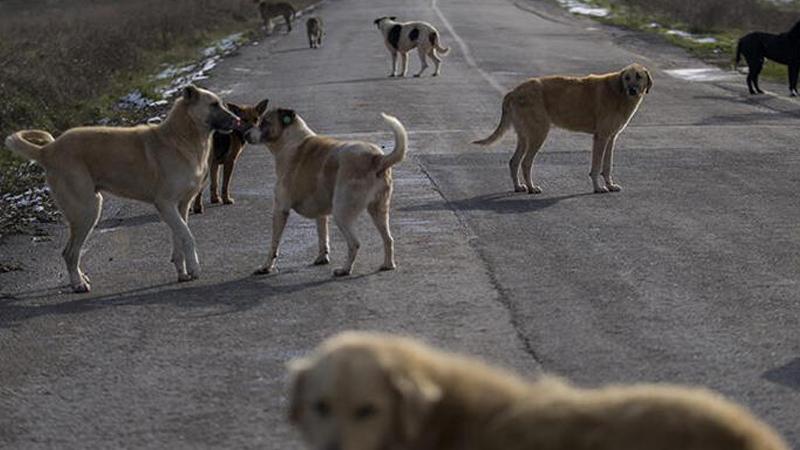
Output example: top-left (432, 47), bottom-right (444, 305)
top-left (763, 357), bottom-right (800, 392)
top-left (315, 76), bottom-right (405, 86)
top-left (402, 191), bottom-right (594, 215)
top-left (0, 269), bottom-right (378, 328)
top-left (270, 47), bottom-right (312, 55)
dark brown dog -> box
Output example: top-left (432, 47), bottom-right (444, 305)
top-left (193, 99), bottom-right (269, 214)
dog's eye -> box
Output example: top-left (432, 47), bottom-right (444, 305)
top-left (635, 73), bottom-right (642, 80)
top-left (314, 400), bottom-right (331, 418)
top-left (353, 404), bottom-right (378, 421)
top-left (625, 75), bottom-right (631, 81)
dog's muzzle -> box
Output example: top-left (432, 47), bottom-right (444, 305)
top-left (211, 116), bottom-right (241, 134)
top-left (628, 87), bottom-right (639, 96)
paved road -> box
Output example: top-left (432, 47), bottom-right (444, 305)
top-left (1, 0), bottom-right (799, 447)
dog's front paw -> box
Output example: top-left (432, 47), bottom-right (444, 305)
top-left (222, 197), bottom-right (235, 205)
top-left (178, 273), bottom-right (198, 282)
top-left (313, 254), bottom-right (330, 266)
top-left (210, 196), bottom-right (221, 204)
top-left (193, 205), bottom-right (204, 214)
top-left (379, 263), bottom-right (396, 271)
top-left (513, 185), bottom-right (527, 193)
top-left (253, 266), bottom-right (275, 276)
top-left (594, 186), bottom-right (610, 194)
top-left (333, 268), bottom-right (351, 277)
top-left (606, 183), bottom-right (622, 192)
top-left (526, 185), bottom-right (543, 194)
top-left (72, 281), bottom-right (91, 293)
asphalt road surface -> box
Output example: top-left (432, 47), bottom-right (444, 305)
top-left (1, 0), bottom-right (799, 447)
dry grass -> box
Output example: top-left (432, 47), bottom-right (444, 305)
top-left (616, 0), bottom-right (799, 33)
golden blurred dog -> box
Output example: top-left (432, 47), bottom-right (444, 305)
top-left (288, 332), bottom-right (788, 450)
top-left (474, 63), bottom-right (652, 194)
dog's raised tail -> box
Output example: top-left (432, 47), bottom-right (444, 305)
top-left (4, 130), bottom-right (55, 162)
top-left (473, 94), bottom-right (512, 146)
top-left (430, 32), bottom-right (450, 56)
top-left (377, 113), bottom-right (407, 173)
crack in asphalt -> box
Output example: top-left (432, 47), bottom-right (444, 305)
top-left (411, 154), bottom-right (545, 371)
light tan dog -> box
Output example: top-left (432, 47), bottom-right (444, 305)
top-left (288, 332), bottom-right (789, 450)
top-left (4, 86), bottom-right (240, 293)
top-left (244, 108), bottom-right (407, 277)
top-left (474, 63), bottom-right (652, 194)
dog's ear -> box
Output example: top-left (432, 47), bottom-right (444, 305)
top-left (183, 85), bottom-right (200, 103)
top-left (227, 103), bottom-right (245, 118)
top-left (390, 16), bottom-right (397, 21)
top-left (287, 357), bottom-right (311, 424)
top-left (390, 370), bottom-right (442, 443)
top-left (644, 69), bottom-right (653, 94)
top-left (278, 108), bottom-right (296, 126)
top-left (255, 98), bottom-right (270, 115)
top-left (374, 17), bottom-right (384, 26)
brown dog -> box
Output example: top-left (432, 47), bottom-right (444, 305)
top-left (474, 63), bottom-right (652, 194)
top-left (193, 99), bottom-right (269, 214)
top-left (4, 86), bottom-right (239, 292)
top-left (245, 109), bottom-right (407, 276)
top-left (288, 332), bottom-right (789, 450)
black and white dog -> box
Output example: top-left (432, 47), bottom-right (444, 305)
top-left (374, 17), bottom-right (450, 77)
top-left (736, 20), bottom-right (800, 96)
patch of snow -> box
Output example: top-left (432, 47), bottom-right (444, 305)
top-left (664, 68), bottom-right (738, 82)
top-left (556, 0), bottom-right (610, 17)
top-left (117, 32), bottom-right (246, 112)
top-left (666, 29), bottom-right (717, 44)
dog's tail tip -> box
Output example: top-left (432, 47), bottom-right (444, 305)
top-left (4, 130), bottom-right (54, 161)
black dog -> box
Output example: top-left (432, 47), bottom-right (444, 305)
top-left (736, 20), bottom-right (800, 96)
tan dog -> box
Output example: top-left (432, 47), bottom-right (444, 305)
top-left (288, 332), bottom-right (789, 450)
top-left (193, 99), bottom-right (269, 214)
top-left (474, 63), bottom-right (652, 194)
top-left (306, 16), bottom-right (324, 49)
top-left (244, 109), bottom-right (407, 276)
top-left (4, 86), bottom-right (240, 293)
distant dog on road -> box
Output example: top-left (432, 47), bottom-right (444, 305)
top-left (245, 108), bottom-right (407, 276)
top-left (256, 0), bottom-right (296, 34)
top-left (289, 332), bottom-right (790, 450)
top-left (193, 99), bottom-right (269, 214)
top-left (736, 20), bottom-right (800, 96)
top-left (306, 16), bottom-right (324, 48)
top-left (4, 86), bottom-right (240, 293)
top-left (474, 64), bottom-right (652, 194)
top-left (374, 17), bottom-right (450, 77)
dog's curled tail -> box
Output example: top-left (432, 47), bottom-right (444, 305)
top-left (473, 94), bottom-right (512, 146)
top-left (377, 113), bottom-right (407, 173)
top-left (4, 130), bottom-right (55, 162)
top-left (430, 32), bottom-right (450, 56)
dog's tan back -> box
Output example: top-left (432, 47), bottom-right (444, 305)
top-left (289, 332), bottom-right (789, 450)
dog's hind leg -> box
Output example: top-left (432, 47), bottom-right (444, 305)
top-left (368, 188), bottom-right (395, 271)
top-left (590, 134), bottom-right (613, 193)
top-left (601, 134), bottom-right (621, 192)
top-left (509, 135), bottom-right (527, 193)
top-left (60, 192), bottom-right (102, 293)
top-left (429, 48), bottom-right (442, 76)
top-left (209, 162), bottom-right (221, 204)
top-left (520, 124), bottom-right (549, 195)
top-left (332, 187), bottom-right (368, 277)
top-left (313, 216), bottom-right (330, 266)
top-left (748, 59), bottom-right (765, 94)
top-left (221, 161), bottom-right (236, 204)
top-left (414, 47), bottom-right (429, 77)
top-left (157, 201), bottom-right (199, 281)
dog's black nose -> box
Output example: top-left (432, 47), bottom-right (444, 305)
top-left (628, 88), bottom-right (638, 96)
